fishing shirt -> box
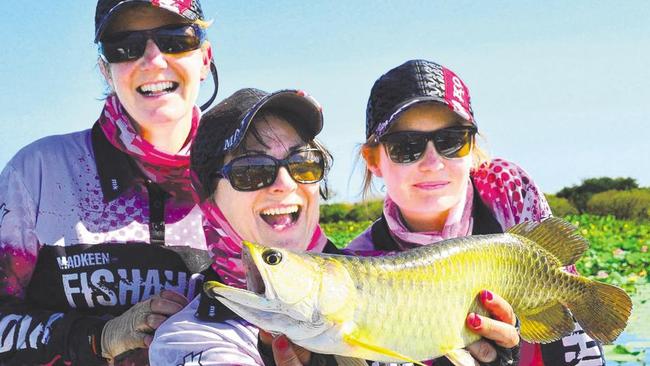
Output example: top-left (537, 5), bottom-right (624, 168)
top-left (0, 98), bottom-right (209, 365)
top-left (347, 158), bottom-right (606, 366)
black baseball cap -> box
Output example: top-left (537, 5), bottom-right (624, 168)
top-left (95, 0), bottom-right (205, 42)
top-left (191, 88), bottom-right (324, 199)
top-left (366, 59), bottom-right (476, 139)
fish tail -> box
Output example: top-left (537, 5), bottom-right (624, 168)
top-left (567, 277), bottom-right (632, 344)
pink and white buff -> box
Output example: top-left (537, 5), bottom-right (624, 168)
top-left (98, 95), bottom-right (199, 197)
top-left (199, 200), bottom-right (329, 289)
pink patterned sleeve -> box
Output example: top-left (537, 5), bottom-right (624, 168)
top-left (472, 158), bottom-right (552, 230)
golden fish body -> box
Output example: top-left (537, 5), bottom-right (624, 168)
top-left (205, 218), bottom-right (632, 365)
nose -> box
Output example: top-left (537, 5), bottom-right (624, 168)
top-left (140, 39), bottom-right (167, 69)
top-left (270, 167), bottom-right (298, 193)
top-left (418, 141), bottom-right (444, 171)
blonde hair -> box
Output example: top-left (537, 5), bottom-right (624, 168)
top-left (359, 133), bottom-right (490, 201)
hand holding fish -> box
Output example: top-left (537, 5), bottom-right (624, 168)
top-left (464, 290), bottom-right (520, 364)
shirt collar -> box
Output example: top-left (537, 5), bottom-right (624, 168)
top-left (91, 122), bottom-right (139, 202)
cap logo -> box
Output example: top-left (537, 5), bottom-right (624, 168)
top-left (223, 129), bottom-right (241, 152)
top-left (152, 0), bottom-right (190, 13)
top-left (452, 76), bottom-right (465, 103)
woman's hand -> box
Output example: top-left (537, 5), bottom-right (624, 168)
top-left (101, 290), bottom-right (188, 360)
top-left (465, 290), bottom-right (520, 363)
top-left (259, 330), bottom-right (312, 366)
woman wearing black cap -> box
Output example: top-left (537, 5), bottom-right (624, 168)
top-left (148, 88), bottom-right (344, 365)
top-left (0, 1), bottom-right (218, 365)
top-left (350, 59), bottom-right (606, 365)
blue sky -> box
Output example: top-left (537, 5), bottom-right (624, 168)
top-left (1, 1), bottom-right (649, 202)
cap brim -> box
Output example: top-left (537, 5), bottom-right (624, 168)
top-left (94, 0), bottom-right (190, 42)
top-left (224, 90), bottom-right (324, 153)
top-left (375, 96), bottom-right (474, 138)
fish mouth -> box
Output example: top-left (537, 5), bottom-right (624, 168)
top-left (243, 247), bottom-right (267, 296)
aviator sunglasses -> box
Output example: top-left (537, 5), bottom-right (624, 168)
top-left (377, 125), bottom-right (477, 164)
top-left (216, 148), bottom-right (325, 192)
top-left (99, 24), bottom-right (206, 63)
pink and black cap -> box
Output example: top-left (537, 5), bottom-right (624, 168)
top-left (94, 0), bottom-right (205, 42)
top-left (366, 59), bottom-right (476, 139)
top-left (214, 88), bottom-right (323, 155)
top-left (190, 88), bottom-right (324, 200)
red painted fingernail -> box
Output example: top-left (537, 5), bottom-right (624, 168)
top-left (468, 313), bottom-right (482, 328)
top-left (275, 336), bottom-right (289, 351)
top-left (481, 290), bottom-right (493, 303)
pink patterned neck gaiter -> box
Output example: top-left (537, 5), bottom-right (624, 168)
top-left (199, 200), bottom-right (328, 289)
top-left (98, 95), bottom-right (199, 197)
top-left (383, 181), bottom-right (474, 250)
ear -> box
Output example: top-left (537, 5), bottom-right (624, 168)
top-left (361, 145), bottom-right (383, 178)
top-left (200, 41), bottom-right (213, 81)
top-left (98, 58), bottom-right (114, 90)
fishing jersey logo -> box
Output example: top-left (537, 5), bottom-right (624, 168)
top-left (57, 252), bottom-right (111, 270)
top-left (178, 351), bottom-right (204, 366)
top-left (27, 244), bottom-right (211, 311)
top-left (61, 267), bottom-right (203, 308)
top-left (0, 313), bottom-right (63, 353)
top-left (0, 203), bottom-right (10, 229)
top-left (541, 323), bottom-right (604, 366)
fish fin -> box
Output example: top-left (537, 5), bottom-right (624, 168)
top-left (444, 348), bottom-right (479, 366)
top-left (342, 334), bottom-right (425, 366)
top-left (566, 278), bottom-right (632, 343)
top-left (332, 355), bottom-right (370, 366)
top-left (518, 301), bottom-right (575, 343)
top-left (506, 217), bottom-right (588, 265)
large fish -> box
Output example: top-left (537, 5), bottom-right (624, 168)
top-left (204, 218), bottom-right (632, 365)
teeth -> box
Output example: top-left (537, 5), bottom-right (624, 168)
top-left (139, 81), bottom-right (175, 93)
top-left (261, 205), bottom-right (299, 216)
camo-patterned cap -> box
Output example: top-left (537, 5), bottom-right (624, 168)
top-left (95, 0), bottom-right (205, 42)
top-left (366, 59), bottom-right (476, 139)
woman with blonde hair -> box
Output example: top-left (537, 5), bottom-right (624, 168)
top-left (349, 59), bottom-right (605, 365)
top-left (0, 1), bottom-right (217, 364)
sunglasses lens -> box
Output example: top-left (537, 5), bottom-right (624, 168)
top-left (228, 156), bottom-right (276, 191)
top-left (434, 128), bottom-right (473, 158)
top-left (101, 34), bottom-right (147, 62)
top-left (100, 25), bottom-right (203, 63)
top-left (287, 150), bottom-right (325, 183)
top-left (155, 25), bottom-right (202, 53)
top-left (383, 134), bottom-right (427, 164)
top-left (380, 127), bottom-right (475, 163)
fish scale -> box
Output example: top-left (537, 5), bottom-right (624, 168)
top-left (205, 217), bottom-right (632, 365)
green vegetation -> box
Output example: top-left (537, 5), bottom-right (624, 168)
top-left (587, 189), bottom-right (650, 221)
top-left (556, 176), bottom-right (639, 213)
top-left (546, 194), bottom-right (579, 217)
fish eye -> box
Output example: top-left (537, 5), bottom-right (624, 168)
top-left (262, 250), bottom-right (283, 265)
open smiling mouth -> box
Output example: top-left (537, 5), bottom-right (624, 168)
top-left (136, 81), bottom-right (179, 96)
top-left (259, 205), bottom-right (301, 229)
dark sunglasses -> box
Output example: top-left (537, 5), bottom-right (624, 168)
top-left (99, 24), bottom-right (206, 63)
top-left (377, 126), bottom-right (477, 164)
top-left (217, 148), bottom-right (325, 192)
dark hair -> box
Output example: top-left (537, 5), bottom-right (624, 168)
top-left (191, 107), bottom-right (333, 201)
